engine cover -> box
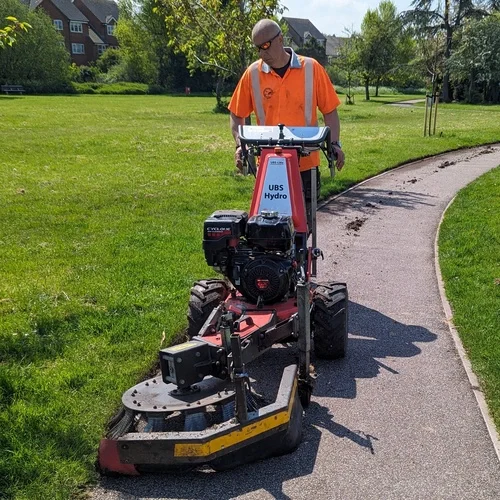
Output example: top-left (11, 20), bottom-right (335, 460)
top-left (203, 210), bottom-right (248, 268)
top-left (237, 256), bottom-right (293, 304)
top-left (246, 214), bottom-right (294, 252)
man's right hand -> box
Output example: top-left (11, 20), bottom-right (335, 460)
top-left (333, 145), bottom-right (345, 171)
top-left (235, 146), bottom-right (243, 172)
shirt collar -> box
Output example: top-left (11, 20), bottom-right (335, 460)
top-left (260, 47), bottom-right (301, 73)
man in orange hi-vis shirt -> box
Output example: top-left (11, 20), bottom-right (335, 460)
top-left (229, 18), bottom-right (345, 205)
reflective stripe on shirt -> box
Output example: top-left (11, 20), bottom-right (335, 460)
top-left (249, 61), bottom-right (266, 124)
top-left (304, 58), bottom-right (314, 126)
top-left (251, 55), bottom-right (315, 126)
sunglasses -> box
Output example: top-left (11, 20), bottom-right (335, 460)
top-left (255, 31), bottom-right (281, 51)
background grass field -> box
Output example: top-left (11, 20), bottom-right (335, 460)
top-left (0, 94), bottom-right (499, 499)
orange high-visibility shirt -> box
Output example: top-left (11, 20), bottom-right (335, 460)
top-left (228, 48), bottom-right (341, 171)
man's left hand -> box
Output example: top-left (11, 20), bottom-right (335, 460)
top-left (235, 146), bottom-right (243, 172)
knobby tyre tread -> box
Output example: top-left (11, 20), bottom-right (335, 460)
top-left (312, 282), bottom-right (348, 359)
top-left (187, 279), bottom-right (229, 338)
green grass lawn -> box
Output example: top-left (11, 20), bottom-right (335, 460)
top-left (0, 94), bottom-right (499, 499)
top-left (439, 167), bottom-right (500, 430)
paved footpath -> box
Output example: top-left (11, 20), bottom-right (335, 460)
top-left (93, 145), bottom-right (500, 500)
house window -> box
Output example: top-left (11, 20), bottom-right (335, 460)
top-left (53, 19), bottom-right (63, 30)
top-left (70, 22), bottom-right (83, 33)
top-left (72, 43), bottom-right (85, 54)
top-left (107, 25), bottom-right (115, 36)
top-left (97, 44), bottom-right (107, 55)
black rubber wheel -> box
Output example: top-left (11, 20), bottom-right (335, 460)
top-left (312, 282), bottom-right (348, 359)
top-left (187, 279), bottom-right (229, 338)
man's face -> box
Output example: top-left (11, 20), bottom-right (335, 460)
top-left (252, 29), bottom-right (282, 67)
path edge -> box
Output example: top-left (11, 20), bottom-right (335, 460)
top-left (319, 142), bottom-right (500, 209)
top-left (320, 151), bottom-right (500, 462)
top-left (434, 193), bottom-right (500, 463)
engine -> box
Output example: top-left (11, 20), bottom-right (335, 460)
top-left (203, 210), bottom-right (297, 304)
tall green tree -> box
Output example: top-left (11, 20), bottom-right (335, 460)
top-left (113, 0), bottom-right (214, 90)
top-left (113, 2), bottom-right (157, 84)
top-left (402, 0), bottom-right (486, 101)
top-left (0, 0), bottom-right (70, 90)
top-left (447, 13), bottom-right (500, 103)
top-left (116, 0), bottom-right (169, 86)
top-left (154, 0), bottom-right (283, 108)
top-left (357, 1), bottom-right (414, 99)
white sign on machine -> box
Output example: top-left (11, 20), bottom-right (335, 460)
top-left (257, 157), bottom-right (292, 216)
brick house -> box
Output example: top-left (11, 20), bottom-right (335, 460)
top-left (325, 35), bottom-right (348, 62)
top-left (72, 0), bottom-right (118, 59)
top-left (21, 0), bottom-right (118, 65)
top-left (281, 17), bottom-right (347, 64)
top-left (281, 17), bottom-right (326, 50)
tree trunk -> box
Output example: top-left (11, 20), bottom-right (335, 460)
top-left (365, 78), bottom-right (370, 100)
top-left (467, 69), bottom-right (474, 103)
top-left (442, 67), bottom-right (452, 102)
top-left (490, 80), bottom-right (500, 104)
top-left (442, 0), bottom-right (453, 103)
top-left (375, 78), bottom-right (380, 97)
top-left (215, 76), bottom-right (224, 109)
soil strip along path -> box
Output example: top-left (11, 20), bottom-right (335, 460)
top-left (93, 145), bottom-right (500, 500)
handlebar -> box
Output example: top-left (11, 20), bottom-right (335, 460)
top-left (237, 124), bottom-right (337, 177)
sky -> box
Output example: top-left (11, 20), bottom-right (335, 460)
top-left (281, 0), bottom-right (414, 36)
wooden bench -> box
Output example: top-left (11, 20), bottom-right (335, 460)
top-left (1, 85), bottom-right (25, 95)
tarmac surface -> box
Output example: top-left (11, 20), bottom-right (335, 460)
top-left (92, 145), bottom-right (500, 500)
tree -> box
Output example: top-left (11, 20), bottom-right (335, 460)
top-left (113, 11), bottom-right (157, 83)
top-left (112, 0), bottom-right (214, 91)
top-left (154, 0), bottom-right (283, 108)
top-left (357, 1), bottom-right (414, 99)
top-left (114, 0), bottom-right (165, 85)
top-left (447, 13), bottom-right (500, 103)
top-left (0, 16), bottom-right (31, 49)
top-left (402, 0), bottom-right (487, 102)
top-left (136, 0), bottom-right (183, 89)
top-left (329, 33), bottom-right (361, 104)
top-left (0, 0), bottom-right (70, 90)
top-left (412, 30), bottom-right (446, 97)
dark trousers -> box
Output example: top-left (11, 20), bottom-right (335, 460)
top-left (300, 168), bottom-right (321, 202)
top-left (300, 168), bottom-right (320, 232)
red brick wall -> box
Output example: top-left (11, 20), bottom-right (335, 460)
top-left (37, 0), bottom-right (93, 65)
top-left (73, 0), bottom-right (119, 49)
